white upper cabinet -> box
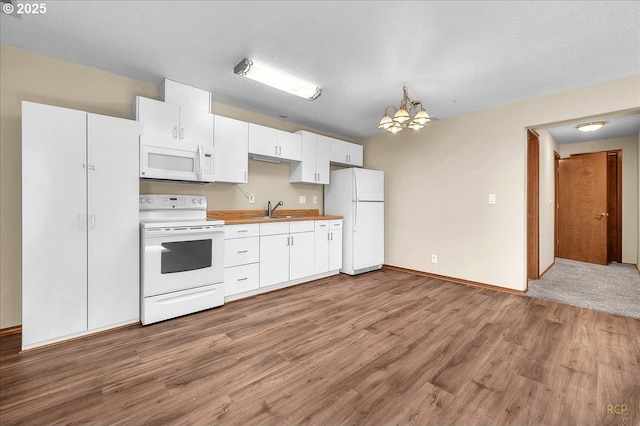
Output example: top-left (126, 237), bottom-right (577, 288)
top-left (248, 123), bottom-right (302, 162)
top-left (290, 131), bottom-right (330, 184)
top-left (330, 138), bottom-right (363, 167)
top-left (214, 115), bottom-right (248, 183)
top-left (134, 96), bottom-right (213, 147)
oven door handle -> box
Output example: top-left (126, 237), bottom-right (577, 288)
top-left (145, 228), bottom-right (224, 238)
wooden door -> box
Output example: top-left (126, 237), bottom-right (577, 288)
top-left (558, 152), bottom-right (608, 264)
top-left (527, 130), bottom-right (539, 280)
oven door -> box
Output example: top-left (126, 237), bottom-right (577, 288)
top-left (141, 226), bottom-right (224, 297)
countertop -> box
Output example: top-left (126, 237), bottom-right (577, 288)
top-left (207, 209), bottom-right (342, 225)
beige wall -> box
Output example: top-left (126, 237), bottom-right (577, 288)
top-left (537, 129), bottom-right (559, 274)
top-left (0, 45), bottom-right (347, 328)
top-left (638, 130), bottom-right (640, 269)
top-left (558, 136), bottom-right (639, 264)
top-left (359, 74), bottom-right (640, 291)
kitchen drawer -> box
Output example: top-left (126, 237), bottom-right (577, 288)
top-left (225, 224), bottom-right (259, 239)
top-left (329, 219), bottom-right (343, 231)
top-left (225, 237), bottom-right (259, 267)
top-left (290, 220), bottom-right (314, 233)
top-left (315, 220), bottom-right (330, 232)
top-left (260, 221), bottom-right (289, 236)
top-left (224, 263), bottom-right (259, 296)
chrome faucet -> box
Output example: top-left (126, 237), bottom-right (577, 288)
top-left (267, 200), bottom-right (284, 217)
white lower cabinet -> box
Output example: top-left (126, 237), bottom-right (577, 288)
top-left (21, 101), bottom-right (140, 350)
top-left (314, 220), bottom-right (343, 274)
top-left (259, 221), bottom-right (315, 287)
top-left (289, 222), bottom-right (315, 280)
top-left (224, 224), bottom-right (260, 296)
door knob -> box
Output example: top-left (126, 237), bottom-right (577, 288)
top-left (594, 212), bottom-right (609, 218)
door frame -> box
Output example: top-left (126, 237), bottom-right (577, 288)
top-left (527, 129), bottom-right (540, 283)
top-left (554, 151), bottom-right (560, 258)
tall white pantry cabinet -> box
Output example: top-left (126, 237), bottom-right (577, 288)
top-left (21, 101), bottom-right (140, 350)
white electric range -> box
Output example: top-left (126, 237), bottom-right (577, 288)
top-left (139, 194), bottom-right (225, 325)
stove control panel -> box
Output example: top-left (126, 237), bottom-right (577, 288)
top-left (139, 194), bottom-right (207, 210)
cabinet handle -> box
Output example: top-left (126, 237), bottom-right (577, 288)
top-left (237, 250), bottom-right (248, 254)
top-left (317, 172), bottom-right (320, 182)
top-left (346, 154), bottom-right (349, 162)
top-left (278, 146), bottom-right (282, 156)
top-left (319, 224), bottom-right (327, 227)
top-left (330, 232), bottom-right (333, 240)
top-left (237, 277), bottom-right (248, 281)
top-left (275, 145), bottom-right (278, 155)
top-left (173, 127), bottom-right (178, 139)
top-left (291, 236), bottom-right (294, 245)
top-left (327, 232), bottom-right (330, 241)
top-left (90, 214), bottom-right (96, 229)
top-left (238, 229), bottom-right (248, 233)
top-left (180, 128), bottom-right (184, 139)
top-left (244, 171), bottom-right (247, 182)
top-left (286, 236), bottom-right (290, 246)
top-left (78, 214), bottom-right (85, 230)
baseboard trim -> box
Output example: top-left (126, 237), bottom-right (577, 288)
top-left (383, 265), bottom-right (525, 296)
top-left (636, 264), bottom-right (640, 275)
top-left (0, 325), bottom-right (22, 337)
top-left (540, 260), bottom-right (555, 278)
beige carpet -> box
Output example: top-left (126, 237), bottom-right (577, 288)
top-left (527, 258), bottom-right (640, 319)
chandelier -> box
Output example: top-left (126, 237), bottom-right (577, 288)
top-left (378, 86), bottom-right (431, 133)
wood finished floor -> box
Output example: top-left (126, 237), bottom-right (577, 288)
top-left (1, 269), bottom-right (639, 425)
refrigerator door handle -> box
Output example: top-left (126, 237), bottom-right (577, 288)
top-left (354, 170), bottom-right (359, 202)
top-left (354, 201), bottom-right (358, 232)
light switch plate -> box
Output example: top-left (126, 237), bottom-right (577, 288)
top-left (248, 194), bottom-right (255, 204)
top-left (299, 195), bottom-right (306, 204)
top-left (312, 196), bottom-right (318, 204)
top-left (489, 194), bottom-right (496, 205)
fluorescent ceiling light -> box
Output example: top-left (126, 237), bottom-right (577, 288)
top-left (234, 58), bottom-right (321, 101)
top-left (576, 121), bottom-right (605, 132)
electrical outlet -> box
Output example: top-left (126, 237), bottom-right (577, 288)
top-left (248, 194), bottom-right (255, 204)
top-left (312, 196), bottom-right (318, 204)
top-left (431, 254), bottom-right (438, 264)
top-left (299, 195), bottom-right (306, 204)
top-left (489, 194), bottom-right (496, 205)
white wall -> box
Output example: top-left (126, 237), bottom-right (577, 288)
top-left (558, 136), bottom-right (638, 264)
top-left (537, 129), bottom-right (559, 274)
top-left (359, 74), bottom-right (640, 291)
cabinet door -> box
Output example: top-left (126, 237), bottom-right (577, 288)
top-left (259, 234), bottom-right (290, 287)
top-left (214, 115), bottom-right (248, 183)
top-left (329, 138), bottom-right (349, 165)
top-left (315, 135), bottom-right (331, 184)
top-left (87, 113), bottom-right (140, 330)
top-left (290, 131), bottom-right (317, 183)
top-left (21, 102), bottom-right (88, 349)
top-left (277, 130), bottom-right (302, 161)
top-left (248, 123), bottom-right (278, 157)
top-left (290, 231), bottom-right (315, 280)
top-left (135, 97), bottom-right (180, 140)
top-left (348, 143), bottom-right (364, 167)
top-left (329, 221), bottom-right (343, 271)
top-left (314, 222), bottom-right (330, 274)
top-left (179, 106), bottom-right (214, 146)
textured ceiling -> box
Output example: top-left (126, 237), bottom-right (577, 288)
top-left (548, 113), bottom-right (640, 145)
top-left (1, 1), bottom-right (639, 139)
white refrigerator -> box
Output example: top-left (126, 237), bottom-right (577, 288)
top-left (324, 168), bottom-right (384, 275)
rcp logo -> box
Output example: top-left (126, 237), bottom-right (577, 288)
top-left (607, 404), bottom-right (627, 415)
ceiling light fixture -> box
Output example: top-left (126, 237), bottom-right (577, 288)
top-left (234, 58), bottom-right (322, 101)
top-left (576, 121), bottom-right (605, 132)
top-left (378, 86), bottom-right (431, 133)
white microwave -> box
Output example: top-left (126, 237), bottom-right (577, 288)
top-left (140, 135), bottom-right (215, 183)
